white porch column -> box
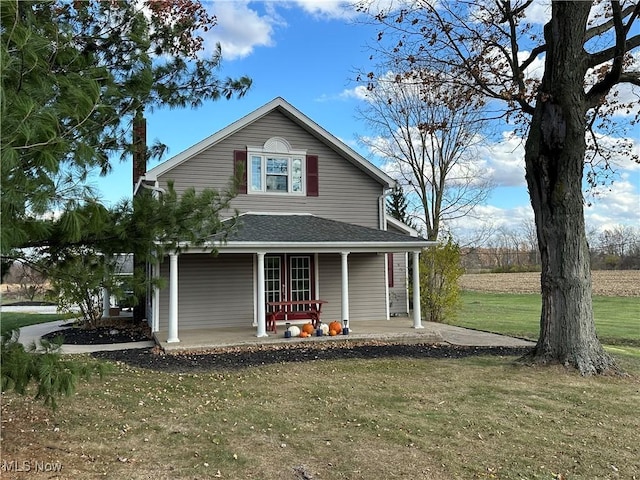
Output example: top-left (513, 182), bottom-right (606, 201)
top-left (340, 252), bottom-right (350, 323)
top-left (167, 252), bottom-right (180, 343)
top-left (404, 252), bottom-right (410, 314)
top-left (412, 250), bottom-right (423, 329)
top-left (256, 251), bottom-right (268, 337)
top-left (384, 253), bottom-right (390, 320)
top-left (102, 287), bottom-right (110, 318)
top-left (314, 253), bottom-right (320, 298)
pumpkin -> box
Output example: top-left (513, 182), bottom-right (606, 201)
top-left (300, 331), bottom-right (309, 338)
top-left (302, 323), bottom-right (315, 335)
top-left (329, 329), bottom-right (338, 336)
top-left (329, 321), bottom-right (342, 335)
top-left (319, 323), bottom-right (330, 335)
top-left (287, 326), bottom-right (301, 337)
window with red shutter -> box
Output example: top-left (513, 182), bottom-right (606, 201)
top-left (306, 154), bottom-right (318, 197)
top-left (234, 149), bottom-right (247, 194)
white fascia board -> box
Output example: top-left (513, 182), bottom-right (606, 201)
top-left (175, 240), bottom-right (435, 254)
top-left (386, 216), bottom-right (421, 237)
top-left (145, 97), bottom-right (396, 188)
top-left (145, 99), bottom-right (284, 181)
top-left (240, 211), bottom-right (313, 217)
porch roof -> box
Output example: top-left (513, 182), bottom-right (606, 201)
top-left (197, 213), bottom-right (434, 254)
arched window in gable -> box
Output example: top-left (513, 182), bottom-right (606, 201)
top-left (248, 137), bottom-right (306, 195)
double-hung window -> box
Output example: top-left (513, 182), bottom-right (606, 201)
top-left (248, 137), bottom-right (306, 195)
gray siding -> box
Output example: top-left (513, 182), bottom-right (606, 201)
top-left (389, 253), bottom-right (409, 315)
top-left (159, 251), bottom-right (389, 332)
top-left (157, 110), bottom-right (384, 229)
top-left (317, 253), bottom-right (387, 322)
top-left (317, 254), bottom-right (342, 321)
top-left (349, 253), bottom-right (388, 320)
top-left (386, 222), bottom-right (412, 315)
top-left (158, 253), bottom-right (254, 330)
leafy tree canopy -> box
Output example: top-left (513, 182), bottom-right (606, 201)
top-left (1, 0), bottom-right (250, 405)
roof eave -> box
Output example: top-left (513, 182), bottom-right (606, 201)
top-left (171, 239), bottom-right (435, 254)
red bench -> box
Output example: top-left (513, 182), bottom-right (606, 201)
top-left (266, 300), bottom-right (327, 334)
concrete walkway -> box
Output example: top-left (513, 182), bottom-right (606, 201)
top-left (14, 320), bottom-right (155, 354)
top-left (15, 319), bottom-right (534, 354)
top-left (2, 305), bottom-right (64, 314)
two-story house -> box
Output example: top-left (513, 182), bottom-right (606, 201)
top-left (137, 97), bottom-right (433, 344)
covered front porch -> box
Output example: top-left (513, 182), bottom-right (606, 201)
top-left (152, 214), bottom-right (435, 345)
top-left (153, 316), bottom-right (536, 352)
top-left (155, 316), bottom-right (442, 351)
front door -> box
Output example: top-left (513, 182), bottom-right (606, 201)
top-left (264, 254), bottom-right (313, 320)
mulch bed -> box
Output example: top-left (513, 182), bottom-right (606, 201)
top-left (91, 343), bottom-right (532, 373)
top-left (42, 319), bottom-right (151, 345)
top-left (39, 317), bottom-right (532, 373)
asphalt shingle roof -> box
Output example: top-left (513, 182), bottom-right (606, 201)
top-left (221, 214), bottom-right (426, 244)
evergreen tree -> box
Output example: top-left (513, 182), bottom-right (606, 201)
top-left (386, 185), bottom-right (417, 230)
top-left (1, 0), bottom-right (251, 254)
top-left (0, 0), bottom-right (250, 405)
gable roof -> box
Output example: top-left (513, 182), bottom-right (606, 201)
top-left (144, 97), bottom-right (396, 188)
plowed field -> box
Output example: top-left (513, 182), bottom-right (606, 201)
top-left (459, 270), bottom-right (640, 297)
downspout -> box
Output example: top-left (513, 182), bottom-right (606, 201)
top-left (379, 187), bottom-right (393, 320)
top-left (378, 188), bottom-right (393, 230)
top-left (139, 180), bottom-right (166, 197)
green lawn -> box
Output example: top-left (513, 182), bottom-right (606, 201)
top-left (455, 291), bottom-right (640, 346)
top-left (0, 312), bottom-right (75, 335)
top-left (2, 292), bottom-right (639, 479)
top-left (3, 353), bottom-right (639, 479)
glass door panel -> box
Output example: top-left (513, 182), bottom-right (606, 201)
top-left (265, 256), bottom-right (282, 304)
top-left (263, 255), bottom-right (313, 321)
top-left (289, 256), bottom-right (311, 318)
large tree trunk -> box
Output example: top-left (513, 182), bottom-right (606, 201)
top-left (133, 110), bottom-right (147, 323)
top-left (523, 3), bottom-right (615, 375)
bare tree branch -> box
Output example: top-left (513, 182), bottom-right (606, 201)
top-left (587, 33), bottom-right (640, 68)
top-left (586, 1), bottom-right (639, 105)
top-left (584, 3), bottom-right (639, 42)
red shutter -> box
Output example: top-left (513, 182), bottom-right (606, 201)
top-left (306, 155), bottom-right (318, 197)
top-left (387, 253), bottom-right (394, 288)
top-left (234, 150), bottom-right (247, 194)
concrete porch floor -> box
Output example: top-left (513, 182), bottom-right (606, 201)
top-left (155, 317), bottom-right (535, 352)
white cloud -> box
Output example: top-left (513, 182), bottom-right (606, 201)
top-left (290, 0), bottom-right (359, 19)
top-left (203, 2), bottom-right (279, 60)
top-left (197, 1), bottom-right (364, 61)
top-left (586, 175), bottom-right (640, 231)
top-left (445, 204), bottom-right (534, 244)
top-left (518, 49), bottom-right (545, 82)
top-left (447, 170), bottom-right (639, 244)
top-left (315, 86), bottom-right (369, 102)
top-left (524, 0), bottom-right (551, 25)
top-left (339, 86), bottom-right (369, 100)
top-left (478, 131), bottom-right (527, 188)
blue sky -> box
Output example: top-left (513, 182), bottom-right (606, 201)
top-left (94, 0), bottom-right (639, 242)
